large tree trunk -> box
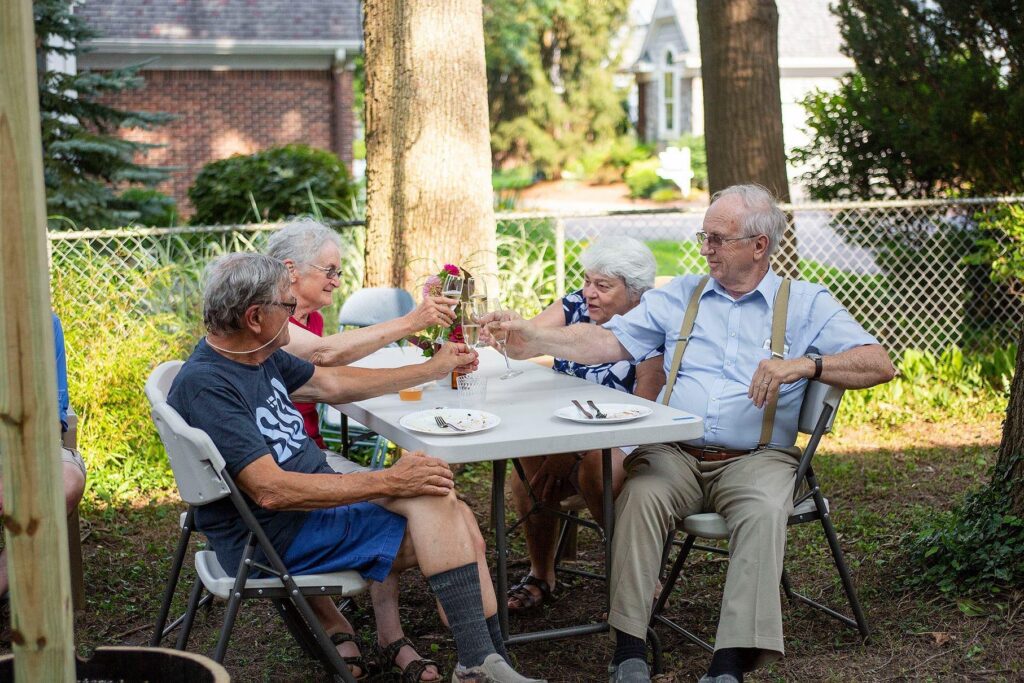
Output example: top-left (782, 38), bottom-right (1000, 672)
top-left (363, 0), bottom-right (497, 291)
top-left (696, 0), bottom-right (798, 278)
top-left (995, 325), bottom-right (1024, 517)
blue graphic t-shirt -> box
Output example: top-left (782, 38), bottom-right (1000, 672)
top-left (168, 339), bottom-right (329, 572)
top-left (552, 289), bottom-right (663, 394)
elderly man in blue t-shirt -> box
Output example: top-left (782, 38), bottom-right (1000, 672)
top-left (487, 184), bottom-right (895, 683)
top-left (168, 252), bottom-right (544, 683)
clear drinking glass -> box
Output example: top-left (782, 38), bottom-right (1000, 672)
top-left (488, 297), bottom-right (523, 380)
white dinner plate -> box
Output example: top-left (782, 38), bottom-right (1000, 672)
top-left (554, 402), bottom-right (653, 424)
top-left (400, 408), bottom-right (501, 435)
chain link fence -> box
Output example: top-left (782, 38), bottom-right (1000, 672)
top-left (48, 197), bottom-right (1023, 357)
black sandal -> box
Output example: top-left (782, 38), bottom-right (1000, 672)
top-left (375, 636), bottom-right (440, 682)
top-left (329, 631), bottom-right (369, 681)
top-left (506, 574), bottom-right (554, 614)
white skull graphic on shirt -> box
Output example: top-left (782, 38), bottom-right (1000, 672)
top-left (254, 377), bottom-right (307, 464)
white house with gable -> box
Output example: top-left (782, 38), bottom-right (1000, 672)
top-left (630, 0), bottom-right (854, 195)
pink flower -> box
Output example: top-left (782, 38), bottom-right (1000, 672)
top-left (442, 264), bottom-right (460, 277)
top-left (423, 275), bottom-right (441, 297)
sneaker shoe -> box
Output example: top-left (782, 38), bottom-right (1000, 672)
top-left (698, 675), bottom-right (740, 683)
top-left (451, 653), bottom-right (547, 683)
top-left (608, 657), bottom-right (650, 683)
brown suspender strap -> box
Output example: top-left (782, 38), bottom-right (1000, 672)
top-left (661, 275), bottom-right (710, 406)
top-left (758, 277), bottom-right (791, 448)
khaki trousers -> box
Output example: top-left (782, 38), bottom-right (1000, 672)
top-left (607, 442), bottom-right (800, 665)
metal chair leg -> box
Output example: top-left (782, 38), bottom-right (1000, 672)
top-left (212, 541), bottom-right (257, 663)
top-left (175, 575), bottom-right (205, 651)
top-left (152, 507), bottom-right (195, 646)
top-left (818, 504), bottom-right (870, 638)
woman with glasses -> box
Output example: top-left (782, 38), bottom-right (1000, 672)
top-left (504, 237), bottom-right (666, 614)
top-left (265, 218), bottom-right (456, 682)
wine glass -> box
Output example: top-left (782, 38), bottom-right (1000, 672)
top-left (441, 274), bottom-right (464, 311)
top-left (488, 297), bottom-right (523, 380)
top-left (461, 294), bottom-right (488, 349)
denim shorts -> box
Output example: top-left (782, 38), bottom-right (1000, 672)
top-left (282, 502), bottom-right (406, 583)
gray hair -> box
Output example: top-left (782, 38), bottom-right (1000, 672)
top-left (203, 253), bottom-right (289, 334)
top-left (265, 217), bottom-right (342, 265)
top-left (579, 236), bottom-right (656, 299)
top-left (710, 184), bottom-right (786, 257)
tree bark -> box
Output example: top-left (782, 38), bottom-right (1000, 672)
top-left (696, 0), bottom-right (798, 277)
top-left (363, 0), bottom-right (497, 292)
top-left (995, 324), bottom-right (1024, 517)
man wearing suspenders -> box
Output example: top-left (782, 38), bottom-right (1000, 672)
top-left (488, 184), bottom-right (894, 683)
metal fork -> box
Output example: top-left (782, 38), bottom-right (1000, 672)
top-left (435, 415), bottom-right (466, 431)
top-left (586, 400), bottom-right (608, 419)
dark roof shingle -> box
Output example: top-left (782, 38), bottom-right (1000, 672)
top-left (77, 0), bottom-right (362, 43)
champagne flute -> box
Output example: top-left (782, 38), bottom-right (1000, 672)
top-left (488, 297), bottom-right (523, 380)
top-left (436, 273), bottom-right (464, 343)
top-left (461, 294), bottom-right (488, 348)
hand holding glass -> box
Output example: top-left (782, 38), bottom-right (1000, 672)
top-left (488, 300), bottom-right (523, 380)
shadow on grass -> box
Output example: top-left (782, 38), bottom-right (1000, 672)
top-left (4, 429), bottom-right (1020, 682)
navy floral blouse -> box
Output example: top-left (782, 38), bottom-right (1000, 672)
top-left (552, 289), bottom-right (663, 394)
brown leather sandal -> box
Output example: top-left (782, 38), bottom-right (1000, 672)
top-left (506, 574), bottom-right (554, 614)
top-left (329, 631), bottom-right (369, 681)
top-left (375, 636), bottom-right (440, 682)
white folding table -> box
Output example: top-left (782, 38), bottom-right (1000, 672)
top-left (333, 346), bottom-right (702, 647)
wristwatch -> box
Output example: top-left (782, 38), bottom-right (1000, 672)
top-left (804, 352), bottom-right (823, 380)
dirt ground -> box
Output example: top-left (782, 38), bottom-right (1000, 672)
top-left (3, 414), bottom-right (1020, 682)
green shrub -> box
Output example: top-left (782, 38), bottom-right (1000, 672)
top-left (905, 458), bottom-right (1024, 596)
top-left (608, 136), bottom-right (653, 169)
top-left (650, 187), bottom-right (682, 202)
top-left (116, 188), bottom-right (178, 227)
top-left (624, 158), bottom-right (671, 198)
top-left (188, 144), bottom-right (357, 225)
top-left (839, 345), bottom-right (1014, 427)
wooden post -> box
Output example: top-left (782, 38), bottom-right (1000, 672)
top-left (0, 1), bottom-right (77, 681)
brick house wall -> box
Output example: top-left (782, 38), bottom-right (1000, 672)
top-left (98, 69), bottom-right (354, 217)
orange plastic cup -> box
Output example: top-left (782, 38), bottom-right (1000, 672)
top-left (399, 386), bottom-right (423, 401)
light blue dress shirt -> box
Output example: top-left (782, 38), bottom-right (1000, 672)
top-left (604, 270), bottom-right (879, 449)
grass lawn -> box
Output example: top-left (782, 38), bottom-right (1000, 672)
top-left (3, 412), bottom-right (1019, 681)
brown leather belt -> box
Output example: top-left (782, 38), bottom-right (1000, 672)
top-left (678, 444), bottom-right (757, 462)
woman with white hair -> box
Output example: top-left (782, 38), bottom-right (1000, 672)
top-left (506, 237), bottom-right (665, 613)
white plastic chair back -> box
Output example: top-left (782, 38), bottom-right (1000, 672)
top-left (151, 401), bottom-right (231, 507)
top-left (338, 288), bottom-right (415, 329)
top-left (798, 381), bottom-right (844, 436)
top-left (145, 360), bottom-right (185, 407)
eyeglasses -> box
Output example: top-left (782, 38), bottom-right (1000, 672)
top-left (265, 300), bottom-right (298, 316)
top-left (695, 232), bottom-right (758, 248)
top-left (308, 263), bottom-right (341, 281)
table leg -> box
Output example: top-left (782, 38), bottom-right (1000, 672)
top-left (603, 447), bottom-right (613, 606)
top-left (493, 459), bottom-right (509, 640)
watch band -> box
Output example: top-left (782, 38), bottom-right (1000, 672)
top-left (811, 354), bottom-right (822, 380)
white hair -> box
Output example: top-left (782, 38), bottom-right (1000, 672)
top-left (710, 184), bottom-right (787, 257)
top-left (579, 236), bottom-right (656, 298)
top-left (265, 217), bottom-right (342, 265)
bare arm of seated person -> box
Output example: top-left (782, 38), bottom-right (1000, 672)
top-left (484, 312), bottom-right (633, 365)
top-left (289, 342), bottom-right (479, 405)
top-left (236, 450), bottom-right (455, 511)
top-left (284, 295), bottom-right (459, 366)
top-left (748, 343), bottom-right (896, 409)
top-left (632, 354), bottom-right (666, 402)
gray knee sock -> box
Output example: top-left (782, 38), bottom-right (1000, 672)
top-left (428, 564), bottom-right (496, 668)
top-left (485, 614), bottom-right (508, 660)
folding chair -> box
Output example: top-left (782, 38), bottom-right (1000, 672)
top-left (651, 381), bottom-right (870, 650)
top-left (145, 362), bottom-right (368, 681)
top-left (321, 287), bottom-right (415, 457)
